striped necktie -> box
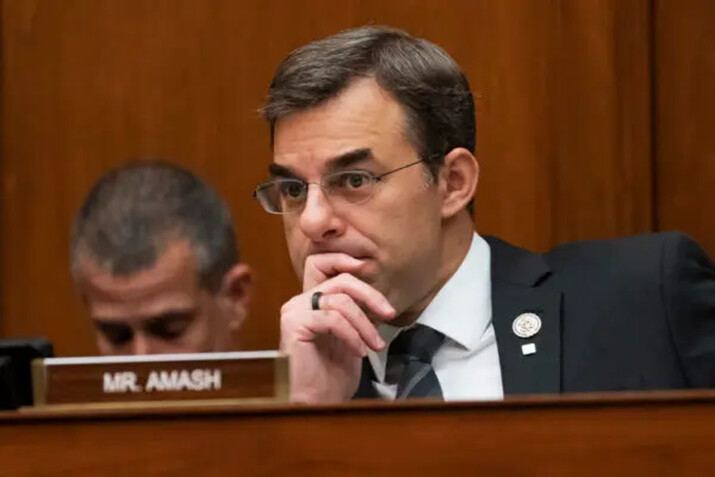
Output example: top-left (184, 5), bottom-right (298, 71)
top-left (385, 324), bottom-right (445, 399)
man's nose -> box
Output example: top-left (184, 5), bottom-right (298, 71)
top-left (298, 185), bottom-right (345, 242)
top-left (130, 333), bottom-right (156, 355)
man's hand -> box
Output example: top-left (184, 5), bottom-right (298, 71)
top-left (280, 253), bottom-right (395, 404)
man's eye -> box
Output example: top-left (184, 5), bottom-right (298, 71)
top-left (278, 181), bottom-right (305, 199)
top-left (338, 172), bottom-right (370, 189)
top-left (96, 324), bottom-right (133, 346)
top-left (146, 315), bottom-right (194, 341)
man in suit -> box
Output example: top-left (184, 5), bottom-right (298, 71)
top-left (72, 161), bottom-right (253, 355)
top-left (254, 26), bottom-right (715, 403)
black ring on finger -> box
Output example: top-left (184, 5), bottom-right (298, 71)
top-left (311, 291), bottom-right (323, 311)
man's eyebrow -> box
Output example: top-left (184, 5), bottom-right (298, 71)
top-left (326, 148), bottom-right (374, 172)
top-left (268, 163), bottom-right (298, 179)
top-left (268, 148), bottom-right (374, 178)
top-left (144, 309), bottom-right (197, 326)
top-left (92, 320), bottom-right (130, 329)
top-left (92, 308), bottom-right (198, 327)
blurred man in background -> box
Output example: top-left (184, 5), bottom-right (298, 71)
top-left (72, 161), bottom-right (252, 355)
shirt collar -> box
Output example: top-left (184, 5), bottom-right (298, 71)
top-left (415, 232), bottom-right (492, 350)
top-left (368, 232), bottom-right (492, 381)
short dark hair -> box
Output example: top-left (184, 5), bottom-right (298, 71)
top-left (71, 160), bottom-right (238, 292)
top-left (262, 25), bottom-right (476, 211)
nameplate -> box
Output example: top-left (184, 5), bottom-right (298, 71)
top-left (31, 351), bottom-right (288, 406)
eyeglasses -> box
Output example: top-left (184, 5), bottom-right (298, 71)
top-left (253, 160), bottom-right (424, 215)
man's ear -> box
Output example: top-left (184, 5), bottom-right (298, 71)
top-left (438, 147), bottom-right (479, 219)
top-left (219, 263), bottom-right (253, 332)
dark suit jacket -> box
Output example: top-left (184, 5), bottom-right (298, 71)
top-left (356, 231), bottom-right (715, 397)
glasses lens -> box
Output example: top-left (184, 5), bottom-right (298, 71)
top-left (323, 171), bottom-right (375, 204)
top-left (255, 180), bottom-right (308, 214)
top-left (254, 183), bottom-right (282, 214)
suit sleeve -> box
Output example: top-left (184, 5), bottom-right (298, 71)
top-left (662, 232), bottom-right (715, 387)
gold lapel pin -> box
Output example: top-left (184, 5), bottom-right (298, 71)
top-left (512, 313), bottom-right (542, 339)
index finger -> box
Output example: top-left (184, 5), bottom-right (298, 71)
top-left (315, 273), bottom-right (395, 321)
top-left (303, 253), bottom-right (365, 291)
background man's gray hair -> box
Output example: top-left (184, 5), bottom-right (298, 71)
top-left (71, 161), bottom-right (239, 292)
top-left (262, 25), bottom-right (476, 212)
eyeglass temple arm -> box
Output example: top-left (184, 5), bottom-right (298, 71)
top-left (376, 159), bottom-right (425, 180)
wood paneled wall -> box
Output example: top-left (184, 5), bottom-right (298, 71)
top-left (655, 0), bottom-right (715, 252)
top-left (0, 0), bottom-right (710, 355)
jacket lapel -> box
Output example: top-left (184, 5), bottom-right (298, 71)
top-left (485, 236), bottom-right (563, 395)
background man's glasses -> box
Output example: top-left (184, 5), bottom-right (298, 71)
top-left (254, 160), bottom-right (424, 215)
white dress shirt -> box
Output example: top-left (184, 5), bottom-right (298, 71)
top-left (367, 233), bottom-right (504, 401)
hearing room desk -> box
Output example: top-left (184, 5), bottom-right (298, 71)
top-left (1, 391), bottom-right (714, 475)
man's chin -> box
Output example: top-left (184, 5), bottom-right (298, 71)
top-left (353, 258), bottom-right (379, 281)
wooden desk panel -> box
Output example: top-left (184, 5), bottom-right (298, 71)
top-left (1, 391), bottom-right (714, 475)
